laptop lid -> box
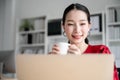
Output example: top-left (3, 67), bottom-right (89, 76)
top-left (16, 54), bottom-right (114, 80)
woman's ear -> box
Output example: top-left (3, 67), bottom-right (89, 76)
top-left (88, 23), bottom-right (91, 31)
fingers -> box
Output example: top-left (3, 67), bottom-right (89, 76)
top-left (68, 44), bottom-right (81, 55)
top-left (49, 44), bottom-right (60, 54)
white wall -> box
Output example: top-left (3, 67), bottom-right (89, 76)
top-left (17, 0), bottom-right (120, 19)
top-left (0, 0), bottom-right (16, 51)
top-left (3, 0), bottom-right (16, 51)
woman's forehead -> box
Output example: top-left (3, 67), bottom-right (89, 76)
top-left (65, 10), bottom-right (88, 22)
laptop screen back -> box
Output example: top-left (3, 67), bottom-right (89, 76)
top-left (16, 54), bottom-right (114, 80)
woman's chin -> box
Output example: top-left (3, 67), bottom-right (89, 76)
top-left (73, 38), bottom-right (83, 43)
top-left (71, 40), bottom-right (83, 44)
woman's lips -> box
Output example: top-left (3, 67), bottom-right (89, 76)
top-left (72, 35), bottom-right (82, 39)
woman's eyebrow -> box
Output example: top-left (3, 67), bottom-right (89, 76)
top-left (79, 19), bottom-right (87, 21)
top-left (66, 20), bottom-right (74, 22)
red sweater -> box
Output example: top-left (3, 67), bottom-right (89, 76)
top-left (83, 45), bottom-right (119, 80)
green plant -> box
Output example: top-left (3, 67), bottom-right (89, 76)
top-left (19, 19), bottom-right (34, 31)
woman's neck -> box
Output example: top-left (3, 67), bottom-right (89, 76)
top-left (79, 43), bottom-right (88, 53)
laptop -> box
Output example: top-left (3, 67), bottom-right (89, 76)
top-left (16, 54), bottom-right (114, 80)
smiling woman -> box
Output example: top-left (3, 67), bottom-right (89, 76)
top-left (63, 10), bottom-right (90, 46)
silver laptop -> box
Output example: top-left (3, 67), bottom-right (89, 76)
top-left (16, 54), bottom-right (114, 80)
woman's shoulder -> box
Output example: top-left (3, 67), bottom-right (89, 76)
top-left (85, 44), bottom-right (111, 54)
top-left (89, 44), bottom-right (109, 49)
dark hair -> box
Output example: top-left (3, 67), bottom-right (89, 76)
top-left (62, 3), bottom-right (91, 25)
top-left (62, 3), bottom-right (90, 44)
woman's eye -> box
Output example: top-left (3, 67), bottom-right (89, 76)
top-left (67, 23), bottom-right (74, 26)
top-left (80, 23), bottom-right (86, 26)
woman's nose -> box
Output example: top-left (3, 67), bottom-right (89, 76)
top-left (74, 24), bottom-right (81, 33)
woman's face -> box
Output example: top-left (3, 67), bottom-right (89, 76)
top-left (63, 9), bottom-right (91, 44)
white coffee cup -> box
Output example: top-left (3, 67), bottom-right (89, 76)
top-left (57, 42), bottom-right (70, 55)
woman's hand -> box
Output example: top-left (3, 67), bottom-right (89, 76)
top-left (49, 44), bottom-right (82, 55)
top-left (48, 44), bottom-right (60, 54)
top-left (68, 44), bottom-right (82, 55)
